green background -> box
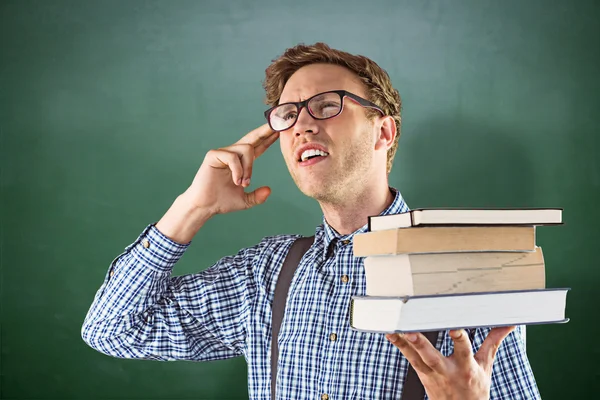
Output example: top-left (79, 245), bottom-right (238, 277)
top-left (1, 0), bottom-right (598, 398)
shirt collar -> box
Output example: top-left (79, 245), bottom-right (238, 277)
top-left (316, 187), bottom-right (409, 260)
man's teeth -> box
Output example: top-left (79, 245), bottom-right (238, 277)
top-left (300, 149), bottom-right (329, 162)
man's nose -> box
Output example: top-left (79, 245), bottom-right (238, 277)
top-left (293, 107), bottom-right (319, 136)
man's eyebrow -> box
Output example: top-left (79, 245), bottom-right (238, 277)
top-left (278, 98), bottom-right (298, 105)
top-left (279, 93), bottom-right (315, 104)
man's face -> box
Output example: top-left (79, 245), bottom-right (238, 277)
top-left (278, 63), bottom-right (380, 203)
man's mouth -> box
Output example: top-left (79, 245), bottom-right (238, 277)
top-left (298, 149), bottom-right (329, 162)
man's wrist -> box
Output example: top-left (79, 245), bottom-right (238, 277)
top-left (155, 193), bottom-right (213, 244)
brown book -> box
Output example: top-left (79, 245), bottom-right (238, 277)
top-left (353, 226), bottom-right (536, 256)
top-left (363, 247), bottom-right (545, 296)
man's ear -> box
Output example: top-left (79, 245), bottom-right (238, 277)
top-left (374, 116), bottom-right (396, 151)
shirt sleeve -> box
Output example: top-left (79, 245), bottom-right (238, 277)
top-left (81, 223), bottom-right (258, 362)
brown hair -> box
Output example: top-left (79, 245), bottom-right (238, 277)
top-left (263, 42), bottom-right (402, 174)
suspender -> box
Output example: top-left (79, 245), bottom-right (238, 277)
top-left (271, 236), bottom-right (314, 400)
top-left (270, 236), bottom-right (438, 400)
top-left (400, 330), bottom-right (439, 400)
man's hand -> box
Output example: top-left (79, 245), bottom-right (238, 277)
top-left (386, 326), bottom-right (515, 400)
top-left (184, 123), bottom-right (279, 215)
top-left (156, 124), bottom-right (279, 243)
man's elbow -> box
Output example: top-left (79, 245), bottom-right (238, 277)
top-left (80, 317), bottom-right (169, 361)
top-left (80, 319), bottom-right (112, 356)
top-left (80, 317), bottom-right (130, 359)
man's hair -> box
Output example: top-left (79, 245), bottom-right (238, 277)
top-left (263, 42), bottom-right (402, 174)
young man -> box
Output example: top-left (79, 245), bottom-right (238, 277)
top-left (82, 43), bottom-right (541, 399)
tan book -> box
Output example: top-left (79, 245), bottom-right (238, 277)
top-left (363, 247), bottom-right (545, 296)
top-left (353, 226), bottom-right (535, 256)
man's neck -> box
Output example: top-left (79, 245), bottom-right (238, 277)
top-left (319, 184), bottom-right (395, 235)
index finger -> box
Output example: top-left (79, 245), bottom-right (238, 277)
top-left (401, 332), bottom-right (446, 374)
top-left (235, 123), bottom-right (276, 147)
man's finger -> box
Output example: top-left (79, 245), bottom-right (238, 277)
top-left (210, 150), bottom-right (244, 185)
top-left (400, 332), bottom-right (446, 374)
top-left (226, 144), bottom-right (255, 187)
top-left (385, 333), bottom-right (433, 374)
top-left (449, 329), bottom-right (474, 366)
top-left (254, 131), bottom-right (280, 158)
top-left (475, 326), bottom-right (515, 370)
top-left (386, 334), bottom-right (433, 374)
top-left (244, 186), bottom-right (271, 208)
top-left (235, 123), bottom-right (276, 147)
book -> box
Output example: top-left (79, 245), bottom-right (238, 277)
top-left (353, 226), bottom-right (536, 257)
top-left (369, 208), bottom-right (563, 231)
top-left (363, 247), bottom-right (545, 296)
top-left (349, 288), bottom-right (569, 333)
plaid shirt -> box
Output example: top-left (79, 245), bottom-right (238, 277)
top-left (82, 188), bottom-right (541, 399)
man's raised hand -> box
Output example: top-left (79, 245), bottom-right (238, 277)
top-left (155, 124), bottom-right (279, 244)
top-left (185, 123), bottom-right (280, 216)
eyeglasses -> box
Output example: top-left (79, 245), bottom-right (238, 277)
top-left (264, 90), bottom-right (385, 132)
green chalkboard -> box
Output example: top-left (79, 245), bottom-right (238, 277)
top-left (1, 0), bottom-right (598, 398)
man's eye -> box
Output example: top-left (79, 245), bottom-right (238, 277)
top-left (322, 102), bottom-right (339, 108)
top-left (283, 112), bottom-right (297, 120)
top-left (317, 102), bottom-right (340, 116)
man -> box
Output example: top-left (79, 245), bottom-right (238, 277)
top-left (82, 43), bottom-right (541, 399)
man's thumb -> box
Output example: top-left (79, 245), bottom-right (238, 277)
top-left (245, 186), bottom-right (271, 208)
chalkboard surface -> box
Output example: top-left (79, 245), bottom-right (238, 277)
top-left (1, 0), bottom-right (598, 398)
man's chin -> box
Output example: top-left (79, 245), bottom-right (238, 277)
top-left (295, 181), bottom-right (339, 203)
top-left (290, 171), bottom-right (339, 201)
top-left (294, 180), bottom-right (322, 199)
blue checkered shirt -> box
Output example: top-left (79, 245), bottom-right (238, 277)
top-left (82, 188), bottom-right (541, 399)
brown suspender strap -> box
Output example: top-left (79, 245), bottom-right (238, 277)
top-left (400, 330), bottom-right (440, 400)
top-left (271, 236), bottom-right (314, 400)
top-left (270, 235), bottom-right (438, 400)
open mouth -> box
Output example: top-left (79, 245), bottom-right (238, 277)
top-left (298, 149), bottom-right (329, 163)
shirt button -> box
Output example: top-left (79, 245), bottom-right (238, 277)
top-left (109, 269), bottom-right (115, 277)
top-left (341, 275), bottom-right (349, 284)
top-left (142, 239), bottom-right (150, 248)
top-left (329, 333), bottom-right (337, 342)
top-left (321, 394), bottom-right (329, 400)
top-left (341, 239), bottom-right (350, 245)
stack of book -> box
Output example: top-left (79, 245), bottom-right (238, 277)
top-left (349, 208), bottom-right (570, 333)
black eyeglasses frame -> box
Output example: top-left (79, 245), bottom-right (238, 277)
top-left (263, 90), bottom-right (385, 132)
